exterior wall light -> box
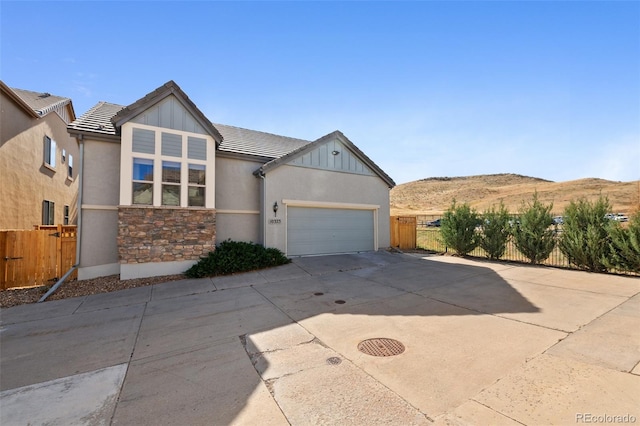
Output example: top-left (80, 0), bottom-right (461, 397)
top-left (331, 150), bottom-right (340, 155)
top-left (273, 201), bottom-right (279, 217)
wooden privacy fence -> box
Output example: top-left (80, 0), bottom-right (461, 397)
top-left (1, 225), bottom-right (77, 290)
top-left (390, 216), bottom-right (417, 250)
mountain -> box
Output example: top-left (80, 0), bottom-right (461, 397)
top-left (390, 173), bottom-right (640, 216)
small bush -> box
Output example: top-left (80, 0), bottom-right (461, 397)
top-left (440, 200), bottom-right (481, 256)
top-left (559, 196), bottom-right (611, 272)
top-left (479, 202), bottom-right (512, 260)
top-left (185, 240), bottom-right (290, 278)
top-left (513, 192), bottom-right (556, 264)
top-left (606, 212), bottom-right (640, 273)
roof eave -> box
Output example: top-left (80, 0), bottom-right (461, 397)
top-left (258, 130), bottom-right (396, 188)
top-left (111, 80), bottom-right (223, 145)
top-left (0, 80), bottom-right (40, 118)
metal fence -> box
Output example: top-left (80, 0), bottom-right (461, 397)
top-left (416, 228), bottom-right (638, 276)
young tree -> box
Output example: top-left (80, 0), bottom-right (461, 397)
top-left (559, 196), bottom-right (611, 272)
top-left (479, 202), bottom-right (512, 260)
top-left (440, 200), bottom-right (481, 256)
top-left (513, 193), bottom-right (555, 264)
top-left (606, 212), bottom-right (640, 273)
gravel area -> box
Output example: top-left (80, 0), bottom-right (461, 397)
top-left (0, 274), bottom-right (186, 308)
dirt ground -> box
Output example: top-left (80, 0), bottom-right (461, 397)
top-left (0, 274), bottom-right (186, 309)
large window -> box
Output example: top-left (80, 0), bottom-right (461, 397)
top-left (162, 161), bottom-right (181, 206)
top-left (125, 126), bottom-right (210, 208)
top-left (42, 200), bottom-right (55, 225)
top-left (132, 158), bottom-right (154, 205)
top-left (44, 136), bottom-right (56, 168)
top-left (188, 164), bottom-right (206, 206)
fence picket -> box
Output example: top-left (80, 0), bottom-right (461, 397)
top-left (0, 226), bottom-right (77, 290)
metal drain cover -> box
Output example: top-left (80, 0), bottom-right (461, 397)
top-left (358, 338), bottom-right (405, 357)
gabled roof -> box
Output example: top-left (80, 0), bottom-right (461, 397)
top-left (68, 102), bottom-right (125, 137)
top-left (214, 123), bottom-right (310, 159)
top-left (111, 80), bottom-right (223, 144)
top-left (255, 130), bottom-right (396, 188)
top-left (1, 80), bottom-right (75, 121)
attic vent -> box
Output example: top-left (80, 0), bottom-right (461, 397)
top-left (39, 92), bottom-right (51, 98)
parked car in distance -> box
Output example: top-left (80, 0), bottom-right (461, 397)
top-left (615, 213), bottom-right (628, 222)
top-left (426, 219), bottom-right (441, 227)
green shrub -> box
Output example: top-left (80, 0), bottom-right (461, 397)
top-left (185, 240), bottom-right (290, 278)
top-left (479, 202), bottom-right (512, 260)
top-left (513, 192), bottom-right (555, 264)
top-left (440, 200), bottom-right (481, 256)
top-left (559, 196), bottom-right (611, 272)
top-left (606, 212), bottom-right (640, 273)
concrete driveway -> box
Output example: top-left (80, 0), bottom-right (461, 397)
top-left (1, 251), bottom-right (639, 425)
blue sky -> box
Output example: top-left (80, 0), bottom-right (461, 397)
top-left (2, 1), bottom-right (638, 184)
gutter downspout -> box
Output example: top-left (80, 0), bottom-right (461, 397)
top-left (258, 170), bottom-right (266, 245)
top-left (39, 137), bottom-right (84, 302)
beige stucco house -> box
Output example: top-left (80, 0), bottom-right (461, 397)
top-left (67, 81), bottom-right (395, 280)
top-left (0, 81), bottom-right (79, 229)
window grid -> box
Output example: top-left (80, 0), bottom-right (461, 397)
top-left (129, 126), bottom-right (209, 208)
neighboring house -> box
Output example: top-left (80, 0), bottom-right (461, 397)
top-left (0, 81), bottom-right (79, 229)
top-left (67, 81), bottom-right (395, 280)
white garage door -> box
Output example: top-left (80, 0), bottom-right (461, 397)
top-left (287, 207), bottom-right (375, 256)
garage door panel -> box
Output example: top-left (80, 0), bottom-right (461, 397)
top-left (287, 207), bottom-right (374, 256)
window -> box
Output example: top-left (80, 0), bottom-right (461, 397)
top-left (126, 126), bottom-right (210, 208)
top-left (42, 200), bottom-right (55, 225)
top-left (132, 158), bottom-right (154, 205)
top-left (68, 154), bottom-right (74, 179)
top-left (162, 161), bottom-right (181, 206)
top-left (64, 205), bottom-right (70, 225)
top-left (44, 136), bottom-right (56, 168)
top-left (188, 164), bottom-right (205, 206)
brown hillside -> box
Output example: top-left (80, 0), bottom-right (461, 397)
top-left (390, 173), bottom-right (640, 216)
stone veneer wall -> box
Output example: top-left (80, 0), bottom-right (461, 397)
top-left (118, 207), bottom-right (216, 264)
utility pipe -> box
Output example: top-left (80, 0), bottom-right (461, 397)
top-left (39, 138), bottom-right (84, 302)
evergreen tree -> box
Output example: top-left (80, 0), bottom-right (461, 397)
top-left (606, 212), bottom-right (640, 273)
top-left (440, 200), bottom-right (481, 256)
top-left (559, 196), bottom-right (611, 272)
top-left (479, 202), bottom-right (512, 260)
top-left (513, 193), bottom-right (555, 264)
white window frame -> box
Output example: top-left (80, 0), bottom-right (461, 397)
top-left (120, 123), bottom-right (214, 208)
top-left (44, 136), bottom-right (56, 169)
top-left (67, 154), bottom-right (74, 180)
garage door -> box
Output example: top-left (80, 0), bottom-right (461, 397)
top-left (287, 207), bottom-right (375, 256)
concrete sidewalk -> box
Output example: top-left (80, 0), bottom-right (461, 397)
top-left (1, 251), bottom-right (639, 425)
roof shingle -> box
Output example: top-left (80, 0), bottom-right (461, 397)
top-left (67, 102), bottom-right (124, 136)
top-left (11, 88), bottom-right (71, 117)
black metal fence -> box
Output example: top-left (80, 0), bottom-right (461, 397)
top-left (416, 228), bottom-right (638, 276)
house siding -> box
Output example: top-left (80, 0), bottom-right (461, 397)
top-left (214, 156), bottom-right (262, 243)
top-left (264, 165), bottom-right (391, 254)
top-left (0, 90), bottom-right (79, 229)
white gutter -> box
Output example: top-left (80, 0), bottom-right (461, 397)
top-left (39, 138), bottom-right (84, 302)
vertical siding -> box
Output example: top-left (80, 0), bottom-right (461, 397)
top-left (290, 139), bottom-right (374, 176)
top-left (131, 96), bottom-right (207, 135)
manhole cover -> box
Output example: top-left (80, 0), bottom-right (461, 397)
top-left (314, 292), bottom-right (324, 296)
top-left (334, 300), bottom-right (346, 304)
top-left (326, 357), bottom-right (342, 365)
top-left (358, 338), bottom-right (405, 357)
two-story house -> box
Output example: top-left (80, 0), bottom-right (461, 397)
top-left (1, 81), bottom-right (79, 229)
